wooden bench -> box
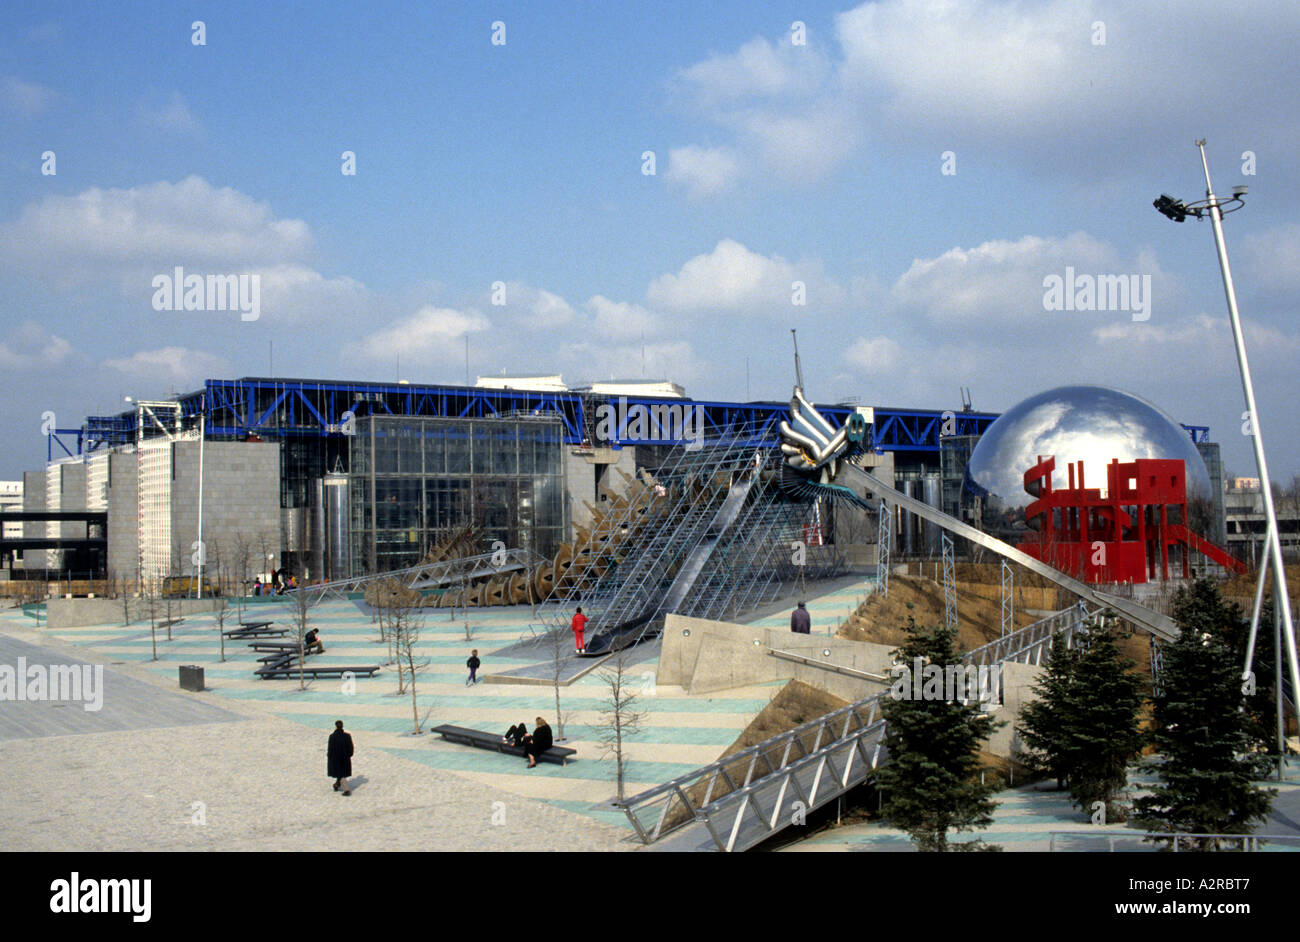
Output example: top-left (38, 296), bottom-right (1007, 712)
top-left (238, 620), bottom-right (273, 630)
top-left (431, 724), bottom-right (576, 766)
top-left (255, 664), bottom-right (380, 680)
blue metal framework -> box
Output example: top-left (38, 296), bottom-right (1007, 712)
top-left (45, 376), bottom-right (1213, 460)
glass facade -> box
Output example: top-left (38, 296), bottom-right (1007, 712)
top-left (349, 415), bottom-right (565, 575)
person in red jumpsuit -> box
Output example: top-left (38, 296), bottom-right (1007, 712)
top-left (571, 607), bottom-right (588, 654)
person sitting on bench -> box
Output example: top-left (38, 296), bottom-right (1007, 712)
top-left (503, 722), bottom-right (528, 747)
top-left (522, 717), bottom-right (553, 769)
top-left (303, 628), bottom-right (324, 655)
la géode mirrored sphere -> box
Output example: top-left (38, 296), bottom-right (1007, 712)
top-left (962, 385), bottom-right (1211, 532)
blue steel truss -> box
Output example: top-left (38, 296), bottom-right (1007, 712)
top-left (47, 376), bottom-right (1212, 460)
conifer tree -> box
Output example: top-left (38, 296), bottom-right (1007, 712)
top-left (1134, 582), bottom-right (1275, 850)
top-left (1019, 621), bottom-right (1145, 820)
top-left (877, 618), bottom-right (1002, 851)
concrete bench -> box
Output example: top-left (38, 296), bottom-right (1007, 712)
top-left (431, 724), bottom-right (576, 766)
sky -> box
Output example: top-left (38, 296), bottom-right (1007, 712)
top-left (1, 0), bottom-right (1298, 482)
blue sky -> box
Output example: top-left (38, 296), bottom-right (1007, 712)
top-left (2, 0), bottom-right (1298, 482)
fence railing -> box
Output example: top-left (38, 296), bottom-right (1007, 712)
top-left (616, 600), bottom-right (1100, 848)
top-left (1049, 831), bottom-right (1300, 852)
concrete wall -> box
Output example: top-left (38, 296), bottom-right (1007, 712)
top-left (43, 595), bottom-right (224, 629)
top-left (169, 441), bottom-right (281, 584)
top-left (985, 660), bottom-right (1043, 758)
top-left (659, 613), bottom-right (896, 700)
top-left (105, 451), bottom-right (139, 582)
top-left (22, 470), bottom-right (47, 568)
top-left (563, 444), bottom-right (639, 541)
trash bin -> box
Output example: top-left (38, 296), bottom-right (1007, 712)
top-left (179, 665), bottom-right (205, 692)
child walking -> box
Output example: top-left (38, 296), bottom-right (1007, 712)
top-left (466, 649), bottom-right (481, 686)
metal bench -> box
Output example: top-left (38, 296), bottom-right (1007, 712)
top-left (255, 664), bottom-right (380, 680)
top-left (431, 724), bottom-right (576, 766)
top-left (224, 626), bottom-right (287, 639)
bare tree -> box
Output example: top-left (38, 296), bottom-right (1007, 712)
top-left (392, 604), bottom-right (428, 733)
top-left (215, 594), bottom-right (229, 663)
top-left (145, 579), bottom-right (160, 661)
top-left (289, 586), bottom-right (311, 691)
top-left (547, 626), bottom-right (569, 742)
top-left (596, 647), bottom-right (647, 802)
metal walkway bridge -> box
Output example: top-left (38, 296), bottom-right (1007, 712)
top-left (274, 547), bottom-right (542, 609)
top-left (617, 602), bottom-right (1099, 852)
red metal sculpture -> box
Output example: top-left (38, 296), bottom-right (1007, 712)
top-left (1016, 455), bottom-right (1244, 584)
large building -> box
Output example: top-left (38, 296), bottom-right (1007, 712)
top-left (20, 374), bottom-right (1221, 587)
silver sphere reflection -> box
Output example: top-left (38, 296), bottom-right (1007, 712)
top-left (963, 386), bottom-right (1210, 529)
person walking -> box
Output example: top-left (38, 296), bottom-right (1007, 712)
top-left (790, 600), bottom-right (811, 634)
top-left (466, 649), bottom-right (481, 686)
top-left (570, 607), bottom-right (588, 655)
top-left (328, 720), bottom-right (354, 796)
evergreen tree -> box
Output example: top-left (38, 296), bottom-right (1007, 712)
top-left (1135, 582), bottom-right (1276, 850)
top-left (1016, 632), bottom-right (1082, 789)
top-left (877, 618), bottom-right (1003, 851)
top-left (1172, 580), bottom-right (1281, 753)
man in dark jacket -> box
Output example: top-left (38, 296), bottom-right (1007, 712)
top-left (328, 720), bottom-right (354, 795)
top-left (791, 601), bottom-right (811, 634)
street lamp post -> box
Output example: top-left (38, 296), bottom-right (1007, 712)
top-left (1156, 141), bottom-right (1297, 769)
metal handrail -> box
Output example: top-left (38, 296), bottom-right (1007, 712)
top-left (617, 600), bottom-right (1097, 844)
top-left (1048, 830), bottom-right (1300, 852)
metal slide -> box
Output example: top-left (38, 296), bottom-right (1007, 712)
top-left (583, 464), bottom-right (760, 655)
top-left (831, 463), bottom-right (1179, 641)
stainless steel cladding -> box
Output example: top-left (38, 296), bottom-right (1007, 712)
top-left (922, 475), bottom-right (942, 555)
top-left (963, 385), bottom-right (1211, 536)
top-left (323, 474), bottom-right (350, 581)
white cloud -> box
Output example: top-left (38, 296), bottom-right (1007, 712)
top-left (0, 322), bottom-right (73, 370)
top-left (360, 306), bottom-right (491, 363)
top-left (137, 91), bottom-right (202, 134)
top-left (1, 76), bottom-right (57, 115)
top-left (676, 36), bottom-right (831, 108)
top-left (843, 336), bottom-right (904, 373)
top-left (560, 339), bottom-right (703, 388)
top-left (1242, 222), bottom-right (1300, 293)
top-left (1, 176), bottom-right (312, 277)
top-left (666, 145), bottom-right (743, 198)
top-left (889, 231), bottom-right (1166, 325)
top-left (103, 347), bottom-right (231, 388)
top-left (584, 295), bottom-right (660, 341)
top-left (488, 282), bottom-right (576, 329)
top-left (666, 0), bottom-right (1300, 188)
top-left (647, 238), bottom-right (840, 313)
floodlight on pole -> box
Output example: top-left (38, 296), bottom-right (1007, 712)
top-left (1156, 141), bottom-right (1297, 767)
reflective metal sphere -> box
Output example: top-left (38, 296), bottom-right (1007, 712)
top-left (963, 386), bottom-right (1211, 528)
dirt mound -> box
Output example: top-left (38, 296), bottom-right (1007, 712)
top-left (1222, 564), bottom-right (1300, 607)
top-left (838, 574), bottom-right (1038, 653)
top-left (661, 680), bottom-right (849, 832)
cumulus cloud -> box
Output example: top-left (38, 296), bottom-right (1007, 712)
top-left (103, 347), bottom-right (231, 388)
top-left (647, 238), bottom-right (842, 313)
top-left (1242, 222), bottom-right (1300, 293)
top-left (1, 76), bottom-right (57, 115)
top-left (137, 91), bottom-right (202, 134)
top-left (889, 231), bottom-right (1174, 326)
top-left (843, 336), bottom-right (904, 373)
top-left (666, 0), bottom-right (1300, 189)
top-left (0, 322), bottom-right (74, 370)
top-left (360, 306), bottom-right (491, 363)
top-left (486, 282), bottom-right (576, 330)
top-left (0, 176), bottom-right (311, 277)
top-left (666, 145), bottom-right (743, 198)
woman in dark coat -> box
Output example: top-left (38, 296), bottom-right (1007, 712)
top-left (328, 720), bottom-right (354, 795)
top-left (523, 716), bottom-right (552, 769)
